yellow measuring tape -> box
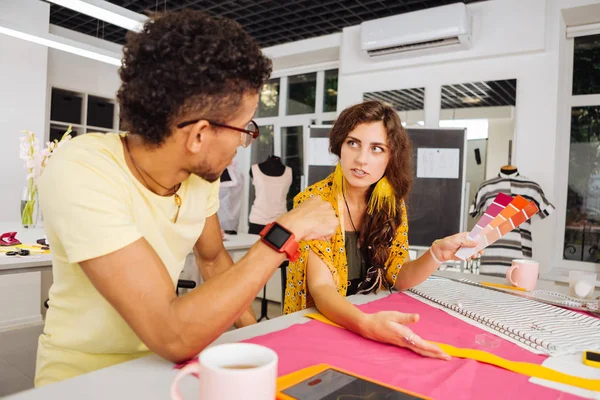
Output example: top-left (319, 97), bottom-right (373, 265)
top-left (304, 313), bottom-right (600, 392)
top-left (0, 244), bottom-right (50, 254)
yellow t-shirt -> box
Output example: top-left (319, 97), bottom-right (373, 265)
top-left (35, 133), bottom-right (220, 387)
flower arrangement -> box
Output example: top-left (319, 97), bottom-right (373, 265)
top-left (19, 126), bottom-right (73, 227)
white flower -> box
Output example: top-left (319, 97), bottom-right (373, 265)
top-left (19, 126), bottom-right (72, 185)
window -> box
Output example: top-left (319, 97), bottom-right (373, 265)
top-left (564, 106), bottom-right (600, 262)
top-left (251, 125), bottom-right (275, 165)
top-left (256, 79), bottom-right (280, 118)
top-left (281, 125), bottom-right (304, 210)
top-left (562, 34), bottom-right (600, 265)
top-left (244, 66), bottom-right (338, 233)
top-left (249, 125), bottom-right (275, 210)
top-left (287, 73), bottom-right (316, 115)
top-left (439, 119), bottom-right (489, 140)
top-left (573, 34), bottom-right (600, 96)
top-left (323, 69), bottom-right (338, 112)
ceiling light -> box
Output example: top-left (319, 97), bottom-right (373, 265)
top-left (0, 22), bottom-right (121, 66)
top-left (46, 0), bottom-right (147, 32)
top-left (462, 96), bottom-right (482, 104)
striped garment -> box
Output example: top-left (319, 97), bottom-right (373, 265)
top-left (410, 278), bottom-right (600, 355)
top-left (470, 172), bottom-right (555, 276)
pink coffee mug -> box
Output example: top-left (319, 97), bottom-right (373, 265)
top-left (171, 343), bottom-right (278, 400)
top-left (506, 259), bottom-right (539, 291)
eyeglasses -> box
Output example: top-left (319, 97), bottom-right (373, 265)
top-left (177, 119), bottom-right (260, 148)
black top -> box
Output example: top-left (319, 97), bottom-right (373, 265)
top-left (345, 231), bottom-right (367, 296)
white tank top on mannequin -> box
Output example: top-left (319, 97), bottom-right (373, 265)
top-left (249, 164), bottom-right (292, 225)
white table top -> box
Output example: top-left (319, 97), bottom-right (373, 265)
top-left (0, 221), bottom-right (259, 275)
top-left (0, 223), bottom-right (51, 274)
top-left (4, 271), bottom-right (591, 400)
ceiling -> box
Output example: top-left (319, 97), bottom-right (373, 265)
top-left (363, 79), bottom-right (517, 111)
top-left (441, 79), bottom-right (517, 109)
top-left (364, 88), bottom-right (425, 111)
top-left (45, 0), bottom-right (480, 48)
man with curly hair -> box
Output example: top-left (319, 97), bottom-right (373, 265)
top-left (35, 10), bottom-right (337, 386)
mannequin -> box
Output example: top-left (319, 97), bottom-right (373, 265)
top-left (220, 168), bottom-right (232, 183)
top-left (250, 155), bottom-right (287, 179)
top-left (248, 154), bottom-right (293, 321)
top-left (470, 164), bottom-right (555, 276)
top-left (500, 164), bottom-right (518, 175)
top-left (216, 160), bottom-right (243, 235)
top-left (248, 155), bottom-right (293, 235)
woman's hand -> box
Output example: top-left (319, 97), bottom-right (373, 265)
top-left (431, 232), bottom-right (482, 262)
top-left (361, 311), bottom-right (450, 360)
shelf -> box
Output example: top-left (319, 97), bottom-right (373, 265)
top-left (86, 125), bottom-right (115, 132)
top-left (50, 121), bottom-right (83, 129)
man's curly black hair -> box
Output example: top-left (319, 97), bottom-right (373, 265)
top-left (117, 10), bottom-right (272, 146)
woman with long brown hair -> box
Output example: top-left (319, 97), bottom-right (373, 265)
top-left (284, 100), bottom-right (478, 360)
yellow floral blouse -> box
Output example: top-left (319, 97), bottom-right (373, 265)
top-left (283, 174), bottom-right (410, 315)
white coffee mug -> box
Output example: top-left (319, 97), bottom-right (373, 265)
top-left (170, 343), bottom-right (278, 400)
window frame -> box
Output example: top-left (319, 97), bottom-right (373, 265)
top-left (551, 30), bottom-right (600, 276)
top-left (240, 64), bottom-right (338, 234)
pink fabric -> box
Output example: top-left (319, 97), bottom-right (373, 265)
top-left (243, 293), bottom-right (582, 399)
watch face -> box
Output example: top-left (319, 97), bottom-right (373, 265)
top-left (265, 225), bottom-right (291, 248)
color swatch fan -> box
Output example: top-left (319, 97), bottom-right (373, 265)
top-left (455, 193), bottom-right (539, 260)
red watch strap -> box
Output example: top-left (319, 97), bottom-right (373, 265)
top-left (259, 222), bottom-right (300, 262)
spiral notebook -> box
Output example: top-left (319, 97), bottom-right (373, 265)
top-left (409, 278), bottom-right (600, 356)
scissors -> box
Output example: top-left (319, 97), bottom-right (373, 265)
top-left (6, 249), bottom-right (30, 256)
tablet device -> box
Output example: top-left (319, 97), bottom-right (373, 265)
top-left (276, 364), bottom-right (431, 400)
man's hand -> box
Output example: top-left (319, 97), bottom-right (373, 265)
top-left (277, 196), bottom-right (338, 241)
top-left (361, 311), bottom-right (451, 360)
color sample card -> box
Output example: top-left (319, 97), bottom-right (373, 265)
top-left (468, 193), bottom-right (513, 239)
top-left (455, 200), bottom-right (539, 260)
top-left (475, 195), bottom-right (529, 240)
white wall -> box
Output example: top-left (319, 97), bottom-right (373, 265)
top-left (486, 118), bottom-right (515, 180)
top-left (47, 26), bottom-right (121, 103)
top-left (339, 0), bottom-right (547, 76)
top-left (0, 0), bottom-right (121, 329)
top-left (0, 0), bottom-right (50, 222)
top-left (0, 0), bottom-right (50, 328)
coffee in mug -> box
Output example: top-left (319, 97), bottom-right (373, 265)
top-left (171, 343), bottom-right (278, 400)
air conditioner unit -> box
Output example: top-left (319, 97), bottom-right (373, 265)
top-left (360, 3), bottom-right (472, 60)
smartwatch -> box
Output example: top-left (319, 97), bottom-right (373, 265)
top-left (259, 222), bottom-right (301, 262)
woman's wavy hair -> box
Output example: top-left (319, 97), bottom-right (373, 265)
top-left (329, 100), bottom-right (413, 293)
